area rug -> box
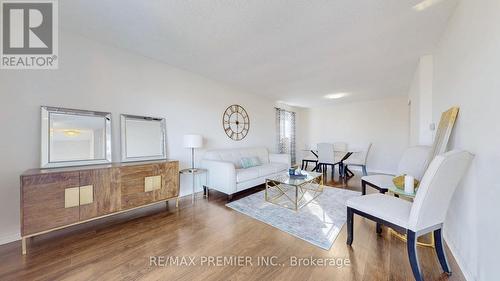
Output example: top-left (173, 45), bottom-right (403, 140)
top-left (226, 187), bottom-right (361, 250)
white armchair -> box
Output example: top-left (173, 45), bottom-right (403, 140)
top-left (361, 145), bottom-right (430, 195)
top-left (201, 147), bottom-right (290, 200)
top-left (346, 150), bottom-right (473, 281)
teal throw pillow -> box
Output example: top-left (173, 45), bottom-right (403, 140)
top-left (240, 157), bottom-right (261, 169)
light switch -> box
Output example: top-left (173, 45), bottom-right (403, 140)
top-left (65, 187), bottom-right (80, 208)
top-left (79, 185), bottom-right (94, 205)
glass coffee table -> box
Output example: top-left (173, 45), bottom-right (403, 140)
top-left (265, 172), bottom-right (323, 211)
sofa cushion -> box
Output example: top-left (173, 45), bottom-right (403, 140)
top-left (236, 163), bottom-right (288, 183)
top-left (204, 147), bottom-right (270, 168)
top-left (256, 164), bottom-right (276, 177)
top-left (256, 163), bottom-right (289, 177)
top-left (236, 167), bottom-right (259, 183)
top-left (346, 194), bottom-right (412, 229)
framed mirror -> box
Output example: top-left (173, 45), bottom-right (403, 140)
top-left (120, 114), bottom-right (167, 162)
top-left (41, 106), bottom-right (112, 168)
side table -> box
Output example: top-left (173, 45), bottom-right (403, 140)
top-left (179, 168), bottom-right (208, 204)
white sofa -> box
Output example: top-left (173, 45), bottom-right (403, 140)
top-left (200, 147), bottom-right (290, 198)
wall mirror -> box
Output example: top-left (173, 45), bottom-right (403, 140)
top-left (41, 106), bottom-right (112, 168)
top-left (120, 114), bottom-right (167, 162)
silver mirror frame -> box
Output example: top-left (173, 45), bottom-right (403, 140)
top-left (41, 106), bottom-right (112, 168)
top-left (120, 114), bottom-right (167, 162)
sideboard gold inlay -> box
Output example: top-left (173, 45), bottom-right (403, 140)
top-left (64, 187), bottom-right (80, 208)
top-left (144, 175), bottom-right (162, 192)
top-left (79, 185), bottom-right (94, 205)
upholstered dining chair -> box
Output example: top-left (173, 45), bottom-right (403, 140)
top-left (317, 143), bottom-right (342, 178)
top-left (333, 142), bottom-right (349, 178)
top-left (301, 150), bottom-right (318, 171)
top-left (343, 143), bottom-right (372, 176)
top-left (346, 150), bottom-right (473, 281)
top-left (361, 145), bottom-right (430, 195)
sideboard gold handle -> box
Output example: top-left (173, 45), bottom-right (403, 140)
top-left (64, 187), bottom-right (80, 208)
top-left (144, 175), bottom-right (162, 192)
top-left (79, 185), bottom-right (94, 205)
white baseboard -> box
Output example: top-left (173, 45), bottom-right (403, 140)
top-left (0, 231), bottom-right (21, 246)
top-left (444, 232), bottom-right (474, 281)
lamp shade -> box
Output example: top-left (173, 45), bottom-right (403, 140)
top-left (183, 134), bottom-right (203, 148)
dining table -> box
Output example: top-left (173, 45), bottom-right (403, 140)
top-left (301, 149), bottom-right (359, 178)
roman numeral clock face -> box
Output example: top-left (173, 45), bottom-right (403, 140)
top-left (222, 105), bottom-right (250, 141)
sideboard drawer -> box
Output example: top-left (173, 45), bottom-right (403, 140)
top-left (79, 168), bottom-right (121, 221)
top-left (120, 164), bottom-right (162, 210)
top-left (154, 161), bottom-right (179, 201)
top-left (22, 172), bottom-right (81, 236)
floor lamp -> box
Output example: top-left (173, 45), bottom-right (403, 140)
top-left (183, 134), bottom-right (203, 171)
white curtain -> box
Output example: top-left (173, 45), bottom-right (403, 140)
top-left (276, 108), bottom-right (296, 165)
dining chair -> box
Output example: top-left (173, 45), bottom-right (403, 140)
top-left (317, 143), bottom-right (343, 178)
top-left (301, 150), bottom-right (318, 171)
top-left (333, 142), bottom-right (348, 177)
top-left (343, 143), bottom-right (372, 176)
top-left (301, 157), bottom-right (318, 171)
top-left (346, 150), bottom-right (473, 281)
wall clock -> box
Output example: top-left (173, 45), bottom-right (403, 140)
top-left (222, 104), bottom-right (250, 141)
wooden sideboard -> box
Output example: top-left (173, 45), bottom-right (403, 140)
top-left (20, 160), bottom-right (179, 254)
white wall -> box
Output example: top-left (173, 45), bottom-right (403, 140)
top-left (409, 55), bottom-right (434, 146)
top-left (306, 97), bottom-right (409, 174)
top-left (0, 32), bottom-right (279, 244)
top-left (432, 0), bottom-right (500, 280)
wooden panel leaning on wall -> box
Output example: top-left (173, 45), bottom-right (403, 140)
top-left (20, 160), bottom-right (179, 255)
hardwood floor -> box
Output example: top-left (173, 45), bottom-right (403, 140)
top-left (0, 173), bottom-right (465, 281)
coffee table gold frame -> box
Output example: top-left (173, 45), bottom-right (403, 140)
top-left (265, 173), bottom-right (323, 211)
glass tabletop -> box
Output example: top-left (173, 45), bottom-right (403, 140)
top-left (266, 171), bottom-right (322, 186)
top-left (179, 168), bottom-right (208, 175)
top-left (388, 185), bottom-right (417, 198)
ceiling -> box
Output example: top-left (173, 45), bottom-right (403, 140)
top-left (60, 0), bottom-right (458, 107)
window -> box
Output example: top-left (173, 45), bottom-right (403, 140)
top-left (276, 108), bottom-right (296, 165)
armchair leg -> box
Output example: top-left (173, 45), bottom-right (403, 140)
top-left (361, 180), bottom-right (367, 195)
top-left (407, 230), bottom-right (424, 281)
top-left (346, 207), bottom-right (354, 246)
top-left (434, 228), bottom-right (451, 275)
